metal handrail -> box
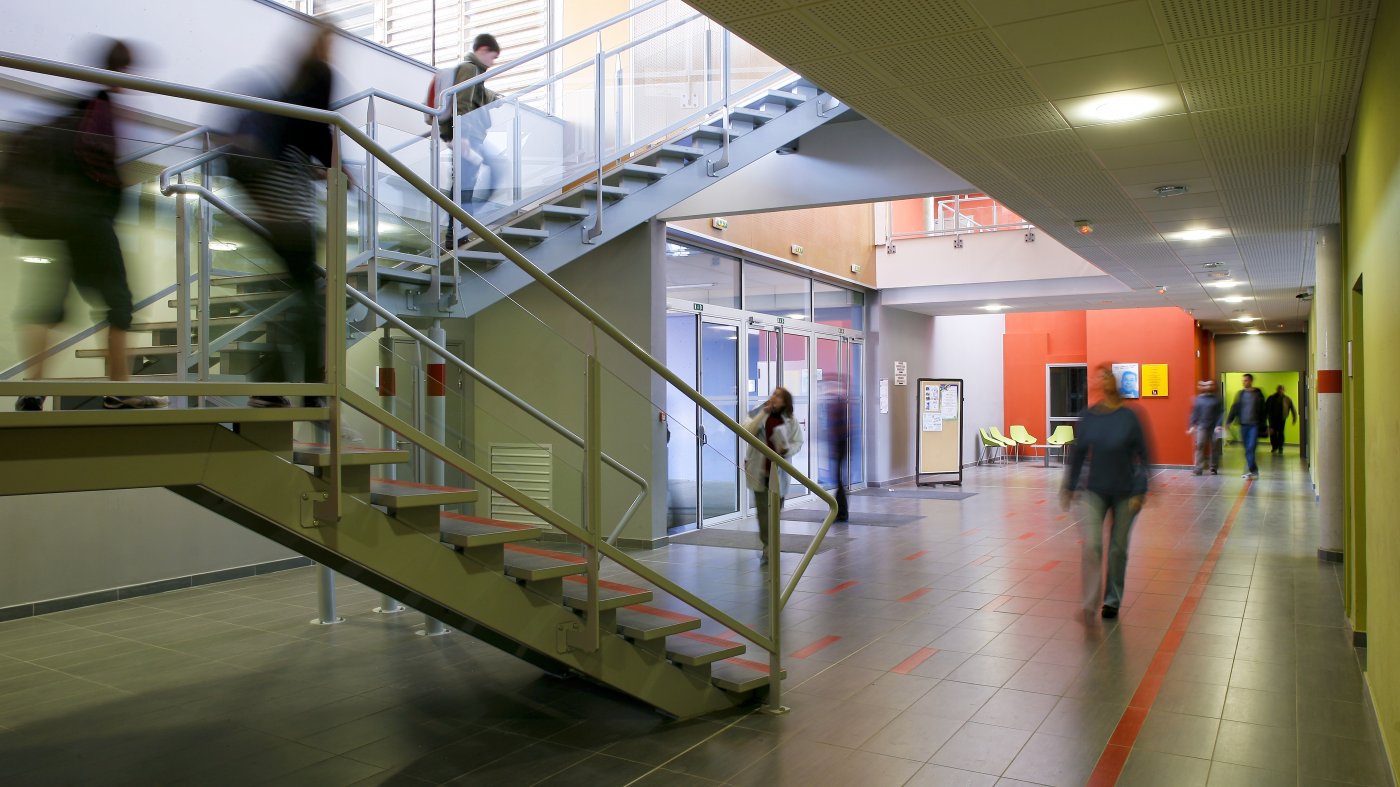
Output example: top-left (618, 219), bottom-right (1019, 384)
top-left (0, 50), bottom-right (837, 707)
top-left (117, 125), bottom-right (210, 166)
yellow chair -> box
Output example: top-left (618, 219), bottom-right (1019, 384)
top-left (1046, 424), bottom-right (1075, 465)
top-left (1008, 425), bottom-right (1038, 462)
top-left (988, 426), bottom-right (1019, 462)
top-left (978, 427), bottom-right (1007, 465)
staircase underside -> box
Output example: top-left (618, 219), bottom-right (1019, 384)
top-left (0, 415), bottom-right (762, 719)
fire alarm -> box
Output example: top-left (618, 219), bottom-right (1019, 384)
top-left (1074, 219), bottom-right (1093, 235)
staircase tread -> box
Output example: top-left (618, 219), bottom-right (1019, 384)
top-left (498, 226), bottom-right (551, 239)
top-left (539, 204), bottom-right (592, 217)
top-left (439, 512), bottom-right (542, 548)
top-left (618, 163), bottom-right (669, 177)
top-left (614, 604), bottom-right (701, 640)
top-left (370, 478), bottom-right (478, 508)
top-left (210, 273), bottom-right (293, 287)
top-left (503, 543), bottom-right (587, 581)
top-left (665, 631), bottom-right (747, 666)
top-left (0, 407), bottom-right (328, 429)
top-left (291, 445), bottom-right (411, 468)
top-left (77, 346), bottom-right (181, 357)
top-left (710, 656), bottom-right (786, 693)
top-left (562, 575), bottom-right (653, 610)
top-left (129, 316), bottom-right (249, 331)
top-left (730, 107), bottom-right (778, 120)
top-left (760, 89), bottom-right (805, 105)
top-left (656, 144), bottom-right (706, 158)
top-left (168, 290), bottom-right (290, 307)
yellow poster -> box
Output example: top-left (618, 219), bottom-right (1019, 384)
top-left (1142, 363), bottom-right (1168, 397)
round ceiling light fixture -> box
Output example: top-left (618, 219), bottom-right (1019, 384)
top-left (1219, 295), bottom-right (1247, 304)
top-left (1208, 280), bottom-right (1242, 289)
top-left (1169, 228), bottom-right (1227, 241)
top-left (1092, 95), bottom-right (1158, 121)
top-left (1202, 261), bottom-right (1226, 269)
top-left (981, 303), bottom-right (1009, 311)
top-left (1153, 184), bottom-right (1189, 198)
top-left (1233, 316), bottom-right (1258, 323)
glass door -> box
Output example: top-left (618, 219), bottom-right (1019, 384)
top-left (699, 319), bottom-right (741, 524)
top-left (782, 332), bottom-right (811, 498)
top-left (665, 313), bottom-right (699, 530)
top-left (814, 336), bottom-right (862, 492)
top-left (1047, 364), bottom-right (1088, 440)
top-left (849, 340), bottom-right (865, 486)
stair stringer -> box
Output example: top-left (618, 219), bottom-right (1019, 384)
top-left (0, 422), bottom-right (749, 719)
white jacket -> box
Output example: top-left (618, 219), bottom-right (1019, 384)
top-left (743, 408), bottom-right (804, 495)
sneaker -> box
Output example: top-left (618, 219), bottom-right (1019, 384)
top-left (15, 395), bottom-right (44, 412)
top-left (103, 395), bottom-right (169, 410)
top-left (1210, 469), bottom-right (1218, 475)
top-left (1248, 472), bottom-right (1260, 479)
top-left (248, 396), bottom-right (291, 408)
top-left (1101, 605), bottom-right (1119, 619)
top-left (1192, 469), bottom-right (1202, 476)
top-left (1242, 472), bottom-right (1253, 479)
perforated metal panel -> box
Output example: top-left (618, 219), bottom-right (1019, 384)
top-left (794, 55), bottom-right (897, 94)
top-left (1171, 23), bottom-right (1327, 80)
top-left (858, 89), bottom-right (937, 124)
top-left (864, 31), bottom-right (1016, 82)
top-left (944, 103), bottom-right (1069, 139)
top-left (803, 0), bottom-right (980, 48)
top-left (1154, 0), bottom-right (1325, 41)
top-left (1181, 65), bottom-right (1317, 111)
top-left (1327, 11), bottom-right (1375, 59)
top-left (729, 11), bottom-right (840, 64)
top-left (907, 70), bottom-right (1043, 115)
top-left (979, 130), bottom-right (1084, 161)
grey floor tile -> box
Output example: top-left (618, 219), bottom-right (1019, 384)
top-left (1167, 653), bottom-right (1235, 686)
top-left (905, 763), bottom-right (1000, 786)
top-left (1211, 720), bottom-right (1298, 775)
top-left (1120, 749), bottom-right (1211, 787)
top-left (1003, 661), bottom-right (1081, 696)
top-left (729, 737), bottom-right (922, 787)
top-left (1206, 760), bottom-right (1297, 787)
top-left (1034, 697), bottom-right (1122, 747)
top-left (969, 688), bottom-right (1060, 732)
top-left (1000, 730), bottom-right (1103, 787)
top-left (907, 680), bottom-right (999, 722)
top-left (858, 671), bottom-right (939, 711)
top-left (665, 725), bottom-right (780, 782)
top-left (928, 722), bottom-right (1032, 776)
top-left (533, 753), bottom-right (654, 786)
top-left (1135, 708), bottom-right (1220, 760)
top-left (858, 710), bottom-right (963, 761)
top-left (795, 699), bottom-right (902, 748)
top-left (947, 655), bottom-right (1027, 688)
top-left (1154, 679), bottom-right (1228, 718)
top-left (1298, 732), bottom-right (1393, 786)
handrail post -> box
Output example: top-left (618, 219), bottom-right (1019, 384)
top-left (584, 41), bottom-right (605, 244)
top-left (763, 466), bottom-right (788, 714)
top-left (572, 353), bottom-right (604, 652)
top-left (707, 30), bottom-right (732, 176)
top-left (365, 97), bottom-right (380, 312)
top-left (512, 97), bottom-right (522, 205)
top-left (174, 188), bottom-right (191, 394)
top-left (318, 132), bottom-right (347, 526)
top-left (197, 133), bottom-right (213, 387)
top-left (374, 329), bottom-right (407, 616)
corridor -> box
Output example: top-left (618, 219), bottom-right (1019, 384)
top-left (0, 453), bottom-right (1389, 786)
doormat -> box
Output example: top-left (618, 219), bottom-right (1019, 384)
top-left (851, 487), bottom-right (976, 501)
top-left (780, 508), bottom-right (921, 527)
top-left (667, 528), bottom-right (852, 554)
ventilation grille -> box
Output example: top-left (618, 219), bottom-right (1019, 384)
top-left (488, 443), bottom-right (553, 528)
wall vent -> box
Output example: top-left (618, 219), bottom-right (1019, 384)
top-left (488, 443), bottom-right (553, 528)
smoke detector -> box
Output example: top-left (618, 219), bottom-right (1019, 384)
top-left (1153, 184), bottom-right (1189, 198)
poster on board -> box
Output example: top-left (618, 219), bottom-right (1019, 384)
top-left (939, 384), bottom-right (960, 419)
top-left (1141, 363), bottom-right (1168, 397)
top-left (1112, 363), bottom-right (1141, 399)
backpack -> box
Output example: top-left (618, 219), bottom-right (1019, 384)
top-left (425, 65), bottom-right (459, 141)
top-left (0, 100), bottom-right (89, 239)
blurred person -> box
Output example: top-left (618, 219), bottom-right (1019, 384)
top-left (1188, 380), bottom-right (1223, 475)
top-left (5, 38), bottom-right (166, 411)
top-left (1061, 364), bottom-right (1151, 620)
top-left (1226, 373), bottom-right (1266, 478)
top-left (428, 33), bottom-right (504, 229)
top-left (821, 377), bottom-right (850, 522)
top-left (229, 25), bottom-right (338, 408)
top-left (743, 387), bottom-right (804, 567)
top-left (1265, 384), bottom-right (1297, 454)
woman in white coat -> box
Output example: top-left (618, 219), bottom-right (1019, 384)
top-left (744, 387), bottom-right (804, 566)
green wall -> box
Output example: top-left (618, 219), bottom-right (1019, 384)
top-left (1221, 372), bottom-right (1302, 445)
top-left (1344, 0), bottom-right (1400, 773)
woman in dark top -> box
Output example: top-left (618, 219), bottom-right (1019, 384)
top-left (1061, 364), bottom-right (1151, 619)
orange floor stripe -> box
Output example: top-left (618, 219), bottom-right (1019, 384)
top-left (903, 550), bottom-right (929, 561)
top-left (1086, 479), bottom-right (1252, 785)
top-left (890, 647), bottom-right (939, 675)
top-left (824, 580), bottom-right (859, 595)
top-left (898, 587), bottom-right (933, 603)
top-left (789, 635), bottom-right (841, 659)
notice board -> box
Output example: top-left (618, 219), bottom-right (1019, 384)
top-left (916, 378), bottom-right (964, 486)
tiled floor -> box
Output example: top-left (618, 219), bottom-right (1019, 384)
top-left (0, 451), bottom-right (1392, 785)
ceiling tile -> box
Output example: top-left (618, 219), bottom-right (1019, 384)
top-left (979, 129), bottom-right (1085, 160)
top-left (1327, 11), bottom-right (1375, 59)
top-left (945, 103), bottom-right (1070, 138)
top-left (794, 54), bottom-right (899, 93)
top-left (994, 2), bottom-right (1164, 65)
top-left (1133, 190), bottom-right (1223, 210)
top-left (906, 70), bottom-right (1046, 114)
top-left (1094, 139), bottom-right (1205, 169)
top-left (1136, 205), bottom-right (1229, 222)
top-left (802, 0), bottom-right (982, 48)
top-left (1026, 47), bottom-right (1177, 100)
top-left (686, 0), bottom-right (801, 22)
top-left (1120, 176), bottom-right (1218, 198)
top-left (1151, 0), bottom-right (1325, 41)
top-left (964, 0), bottom-right (1126, 26)
top-left (865, 30), bottom-right (1017, 82)
top-left (1169, 22), bottom-right (1327, 81)
top-left (728, 11), bottom-right (845, 63)
top-left (1181, 65), bottom-right (1318, 111)
top-left (1074, 113), bottom-right (1196, 148)
top-left (1110, 159), bottom-right (1213, 184)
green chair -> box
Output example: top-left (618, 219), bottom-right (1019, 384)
top-left (978, 427), bottom-right (1007, 465)
top-left (1008, 424), bottom-right (1038, 462)
top-left (1046, 424), bottom-right (1075, 465)
top-left (987, 426), bottom-right (1019, 462)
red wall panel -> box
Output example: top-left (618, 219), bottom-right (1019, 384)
top-left (1002, 332), bottom-right (1051, 446)
top-left (1085, 308), bottom-right (1198, 465)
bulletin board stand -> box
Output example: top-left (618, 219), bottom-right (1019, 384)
top-left (915, 377), bottom-right (964, 486)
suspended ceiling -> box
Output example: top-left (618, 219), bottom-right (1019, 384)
top-left (683, 0), bottom-right (1378, 333)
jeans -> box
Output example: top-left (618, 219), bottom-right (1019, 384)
top-left (1268, 419), bottom-right (1286, 453)
top-left (753, 490), bottom-right (784, 549)
top-left (457, 132), bottom-right (505, 217)
top-left (1193, 427), bottom-right (1219, 472)
top-left (1082, 491), bottom-right (1139, 610)
top-left (1240, 423), bottom-right (1260, 473)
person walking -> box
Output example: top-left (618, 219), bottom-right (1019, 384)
top-left (1061, 364), bottom-right (1151, 620)
top-left (231, 25), bottom-right (338, 408)
top-left (1188, 380), bottom-right (1223, 475)
top-left (821, 378), bottom-right (850, 522)
top-left (430, 33), bottom-right (503, 223)
top-left (1226, 373), bottom-right (1267, 478)
top-left (1265, 384), bottom-right (1297, 454)
top-left (10, 39), bottom-right (166, 411)
top-left (743, 387), bottom-right (803, 567)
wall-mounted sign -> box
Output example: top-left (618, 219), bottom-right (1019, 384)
top-left (1112, 363), bottom-right (1141, 399)
top-left (879, 378), bottom-right (890, 414)
top-left (1141, 364), bottom-right (1169, 397)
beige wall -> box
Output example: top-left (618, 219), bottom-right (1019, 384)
top-left (672, 204), bottom-right (876, 288)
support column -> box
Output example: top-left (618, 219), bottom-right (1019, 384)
top-left (1315, 225), bottom-right (1344, 562)
top-left (426, 321), bottom-right (448, 487)
top-left (374, 331), bottom-right (406, 615)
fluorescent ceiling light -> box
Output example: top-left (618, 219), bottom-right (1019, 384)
top-left (786, 313), bottom-right (806, 320)
top-left (1092, 96), bottom-right (1158, 121)
top-left (1245, 329), bottom-right (1262, 335)
top-left (208, 241), bottom-right (239, 252)
top-left (980, 304), bottom-right (1009, 311)
top-left (666, 282), bottom-right (715, 290)
top-left (20, 256), bottom-right (52, 264)
top-left (1233, 316), bottom-right (1258, 323)
top-left (1219, 295), bottom-right (1247, 304)
top-left (1168, 228), bottom-right (1227, 241)
top-left (1208, 281), bottom-right (1242, 289)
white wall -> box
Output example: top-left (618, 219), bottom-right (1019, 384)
top-left (932, 314), bottom-right (1006, 463)
top-left (877, 224), bottom-right (1106, 290)
top-left (865, 300), bottom-right (936, 485)
top-left (1215, 332), bottom-right (1308, 373)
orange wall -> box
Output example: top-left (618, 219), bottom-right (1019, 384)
top-left (1004, 307), bottom-right (1198, 465)
top-left (672, 204), bottom-right (876, 287)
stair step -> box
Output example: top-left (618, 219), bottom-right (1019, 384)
top-left (350, 266), bottom-right (432, 285)
top-left (211, 273), bottom-right (291, 288)
top-left (614, 604), bottom-right (701, 641)
top-left (77, 346), bottom-right (180, 359)
top-left (167, 291), bottom-right (289, 309)
top-left (730, 107), bottom-right (778, 124)
top-left (710, 656), bottom-right (786, 693)
top-left (578, 183), bottom-right (630, 200)
top-left (653, 144), bottom-right (706, 159)
top-left (691, 125), bottom-right (742, 141)
top-left (128, 316), bottom-right (248, 332)
top-left (502, 543), bottom-right (586, 581)
top-left (540, 204), bottom-right (591, 219)
top-left (616, 163), bottom-right (668, 179)
top-left (563, 575), bottom-right (652, 611)
top-left (292, 445), bottom-right (410, 468)
top-left (370, 477), bottom-right (478, 508)
top-left (759, 89), bottom-right (805, 108)
top-left (665, 631), bottom-right (747, 666)
top-left (439, 513), bottom-right (542, 548)
top-left (498, 226), bottom-right (551, 241)
top-left (444, 250), bottom-right (508, 266)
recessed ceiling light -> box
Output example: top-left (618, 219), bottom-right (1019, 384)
top-left (19, 256), bottom-right (52, 264)
top-left (1168, 228), bottom-right (1228, 241)
top-left (1092, 96), bottom-right (1158, 121)
top-left (1219, 296), bottom-right (1247, 303)
top-left (1208, 281), bottom-right (1242, 289)
top-left (1202, 262), bottom-right (1226, 269)
top-left (209, 241), bottom-right (239, 252)
top-left (1233, 316), bottom-right (1258, 323)
top-left (1153, 185), bottom-right (1189, 198)
top-left (1245, 329), bottom-right (1262, 335)
top-left (981, 304), bottom-right (1009, 311)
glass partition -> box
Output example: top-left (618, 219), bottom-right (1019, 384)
top-left (743, 262), bottom-right (810, 321)
top-left (665, 242), bottom-right (741, 309)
